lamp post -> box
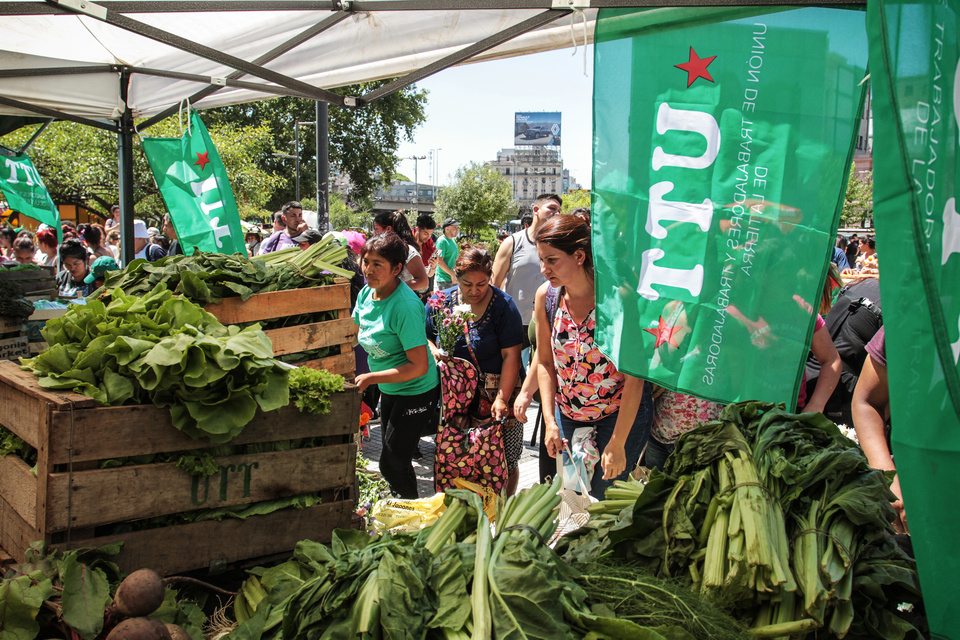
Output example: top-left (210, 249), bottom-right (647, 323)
top-left (409, 155), bottom-right (426, 212)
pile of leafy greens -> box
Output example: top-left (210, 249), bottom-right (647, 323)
top-left (95, 251), bottom-right (339, 305)
top-left (21, 283), bottom-right (289, 443)
top-left (0, 541), bottom-right (205, 640)
top-left (0, 278), bottom-right (35, 321)
top-left (228, 480), bottom-right (725, 640)
top-left (558, 401), bottom-right (924, 640)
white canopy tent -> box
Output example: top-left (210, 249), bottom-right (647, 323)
top-left (0, 0), bottom-right (857, 258)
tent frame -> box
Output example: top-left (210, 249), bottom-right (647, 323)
top-left (0, 0), bottom-right (863, 258)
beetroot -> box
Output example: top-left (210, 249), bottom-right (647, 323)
top-left (105, 618), bottom-right (172, 640)
top-left (113, 569), bottom-right (166, 618)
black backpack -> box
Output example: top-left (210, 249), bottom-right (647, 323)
top-left (804, 278), bottom-right (882, 420)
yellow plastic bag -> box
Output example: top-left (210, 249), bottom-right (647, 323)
top-left (369, 493), bottom-right (447, 533)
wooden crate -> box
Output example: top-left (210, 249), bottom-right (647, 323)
top-left (205, 279), bottom-right (356, 379)
top-left (0, 266), bottom-right (56, 297)
top-left (0, 360), bottom-right (361, 575)
top-left (0, 336), bottom-right (29, 361)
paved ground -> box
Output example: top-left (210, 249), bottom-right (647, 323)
top-left (360, 401), bottom-right (545, 497)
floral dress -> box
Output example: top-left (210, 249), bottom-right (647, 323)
top-left (552, 296), bottom-right (624, 422)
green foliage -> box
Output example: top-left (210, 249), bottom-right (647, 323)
top-left (287, 366), bottom-right (345, 415)
top-left (22, 284), bottom-right (289, 443)
top-left (561, 189), bottom-right (591, 214)
top-left (203, 83), bottom-right (428, 205)
top-left (434, 162), bottom-right (516, 236)
top-left (328, 191), bottom-right (373, 232)
top-left (842, 164), bottom-right (873, 227)
top-left (0, 118), bottom-right (284, 224)
top-left (0, 280), bottom-right (34, 321)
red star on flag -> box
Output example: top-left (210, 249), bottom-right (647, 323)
top-left (644, 316), bottom-right (682, 349)
top-left (194, 151), bottom-right (210, 171)
top-left (675, 47), bottom-right (717, 87)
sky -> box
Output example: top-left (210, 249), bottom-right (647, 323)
top-left (395, 45), bottom-right (595, 190)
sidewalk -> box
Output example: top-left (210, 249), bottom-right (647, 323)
top-left (360, 402), bottom-right (544, 497)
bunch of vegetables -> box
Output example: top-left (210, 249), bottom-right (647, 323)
top-left (0, 278), bottom-right (35, 321)
top-left (98, 238), bottom-right (351, 306)
top-left (21, 283), bottom-right (289, 443)
top-left (0, 542), bottom-right (206, 640)
top-left (226, 479), bottom-right (741, 640)
top-left (559, 402), bottom-right (924, 639)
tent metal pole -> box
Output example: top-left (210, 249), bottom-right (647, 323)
top-left (16, 120), bottom-right (53, 155)
top-left (317, 100), bottom-right (329, 232)
top-left (0, 96), bottom-right (118, 132)
top-left (138, 12), bottom-right (350, 131)
top-left (0, 65), bottom-right (117, 78)
top-left (45, 1), bottom-right (345, 105)
top-left (117, 70), bottom-right (136, 266)
top-left (132, 67), bottom-right (319, 100)
top-left (359, 9), bottom-right (567, 104)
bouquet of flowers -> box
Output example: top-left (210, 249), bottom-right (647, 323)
top-left (428, 291), bottom-right (474, 355)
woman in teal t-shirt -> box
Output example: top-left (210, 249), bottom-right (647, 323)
top-left (353, 231), bottom-right (440, 498)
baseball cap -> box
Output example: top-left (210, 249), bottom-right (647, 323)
top-left (442, 218), bottom-right (459, 229)
top-left (132, 220), bottom-right (150, 239)
top-left (84, 256), bottom-right (119, 284)
top-left (291, 228), bottom-right (323, 245)
top-left (147, 226), bottom-right (161, 237)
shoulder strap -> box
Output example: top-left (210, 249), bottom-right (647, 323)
top-left (455, 289), bottom-right (483, 370)
top-left (545, 285), bottom-right (563, 331)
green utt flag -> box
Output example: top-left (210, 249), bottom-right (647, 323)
top-left (142, 111), bottom-right (247, 256)
top-left (0, 153), bottom-right (61, 240)
top-left (869, 0), bottom-right (960, 634)
top-left (593, 7), bottom-right (868, 405)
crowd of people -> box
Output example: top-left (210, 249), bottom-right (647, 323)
top-left (1, 200), bottom-right (897, 529)
top-left (0, 209), bottom-right (178, 297)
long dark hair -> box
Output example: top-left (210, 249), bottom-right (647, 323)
top-left (535, 214), bottom-right (594, 280)
top-left (374, 211), bottom-right (418, 252)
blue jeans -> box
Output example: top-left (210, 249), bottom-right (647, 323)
top-left (557, 381), bottom-right (654, 500)
top-left (643, 437), bottom-right (675, 471)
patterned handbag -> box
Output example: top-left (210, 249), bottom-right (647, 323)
top-left (434, 414), bottom-right (507, 493)
top-left (434, 300), bottom-right (508, 492)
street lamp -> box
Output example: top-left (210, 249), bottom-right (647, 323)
top-left (409, 155), bottom-right (426, 212)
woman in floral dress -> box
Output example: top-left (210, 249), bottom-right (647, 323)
top-left (534, 215), bottom-right (653, 499)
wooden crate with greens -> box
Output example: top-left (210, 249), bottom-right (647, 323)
top-left (0, 360), bottom-right (360, 575)
top-left (205, 279), bottom-right (356, 378)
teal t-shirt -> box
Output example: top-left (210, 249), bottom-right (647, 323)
top-left (435, 235), bottom-right (459, 284)
top-left (352, 283), bottom-right (439, 396)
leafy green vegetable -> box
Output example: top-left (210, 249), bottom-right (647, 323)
top-left (558, 401), bottom-right (924, 639)
top-left (95, 250), bottom-right (342, 306)
top-left (22, 284), bottom-right (289, 443)
top-left (0, 574), bottom-right (55, 640)
top-left (0, 279), bottom-right (34, 321)
top-left (287, 366), bottom-right (344, 415)
top-left (59, 553), bottom-right (111, 640)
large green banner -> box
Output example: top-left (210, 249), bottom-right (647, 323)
top-left (0, 153), bottom-right (61, 240)
top-left (142, 111), bottom-right (246, 256)
top-left (869, 0), bottom-right (960, 634)
top-left (593, 8), bottom-right (868, 406)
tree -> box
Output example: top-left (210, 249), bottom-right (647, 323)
top-left (561, 189), bottom-right (591, 213)
top-left (842, 163), bottom-right (873, 227)
top-left (204, 81), bottom-right (428, 206)
top-left (0, 117), bottom-right (284, 225)
top-left (328, 192), bottom-right (373, 232)
top-left (434, 163), bottom-right (515, 236)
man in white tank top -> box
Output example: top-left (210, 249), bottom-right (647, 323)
top-left (492, 193), bottom-right (563, 329)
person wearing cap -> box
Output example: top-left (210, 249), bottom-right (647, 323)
top-left (435, 218), bottom-right (459, 288)
top-left (130, 219), bottom-right (166, 262)
top-left (84, 255), bottom-right (119, 291)
top-left (245, 228), bottom-right (262, 256)
top-left (292, 228), bottom-right (322, 250)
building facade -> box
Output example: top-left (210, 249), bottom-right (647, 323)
top-left (487, 147), bottom-right (564, 213)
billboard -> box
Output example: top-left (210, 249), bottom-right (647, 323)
top-left (514, 112), bottom-right (561, 147)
